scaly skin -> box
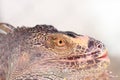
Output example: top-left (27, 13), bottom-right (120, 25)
top-left (0, 23), bottom-right (110, 80)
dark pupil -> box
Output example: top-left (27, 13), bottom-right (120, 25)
top-left (59, 40), bottom-right (62, 44)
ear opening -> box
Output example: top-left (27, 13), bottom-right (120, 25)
top-left (0, 23), bottom-right (15, 34)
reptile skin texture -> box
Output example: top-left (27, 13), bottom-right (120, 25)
top-left (0, 23), bottom-right (110, 80)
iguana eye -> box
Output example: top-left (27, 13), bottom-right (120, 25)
top-left (56, 39), bottom-right (65, 47)
top-left (46, 34), bottom-right (75, 56)
top-left (47, 35), bottom-right (66, 47)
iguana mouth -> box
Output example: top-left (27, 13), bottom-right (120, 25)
top-left (55, 50), bottom-right (110, 71)
top-left (59, 50), bottom-right (108, 62)
top-left (97, 52), bottom-right (108, 59)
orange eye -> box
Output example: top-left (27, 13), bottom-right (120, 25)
top-left (56, 39), bottom-right (66, 47)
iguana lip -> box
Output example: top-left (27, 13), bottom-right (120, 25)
top-left (97, 51), bottom-right (108, 59)
top-left (98, 53), bottom-right (107, 59)
top-left (97, 51), bottom-right (110, 62)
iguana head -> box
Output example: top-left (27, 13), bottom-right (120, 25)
top-left (1, 24), bottom-right (110, 80)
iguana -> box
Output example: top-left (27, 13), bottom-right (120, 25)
top-left (0, 23), bottom-right (111, 80)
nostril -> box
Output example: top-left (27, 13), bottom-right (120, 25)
top-left (98, 44), bottom-right (102, 48)
top-left (97, 43), bottom-right (105, 49)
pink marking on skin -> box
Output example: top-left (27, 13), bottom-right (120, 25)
top-left (97, 51), bottom-right (110, 62)
top-left (99, 53), bottom-right (107, 59)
